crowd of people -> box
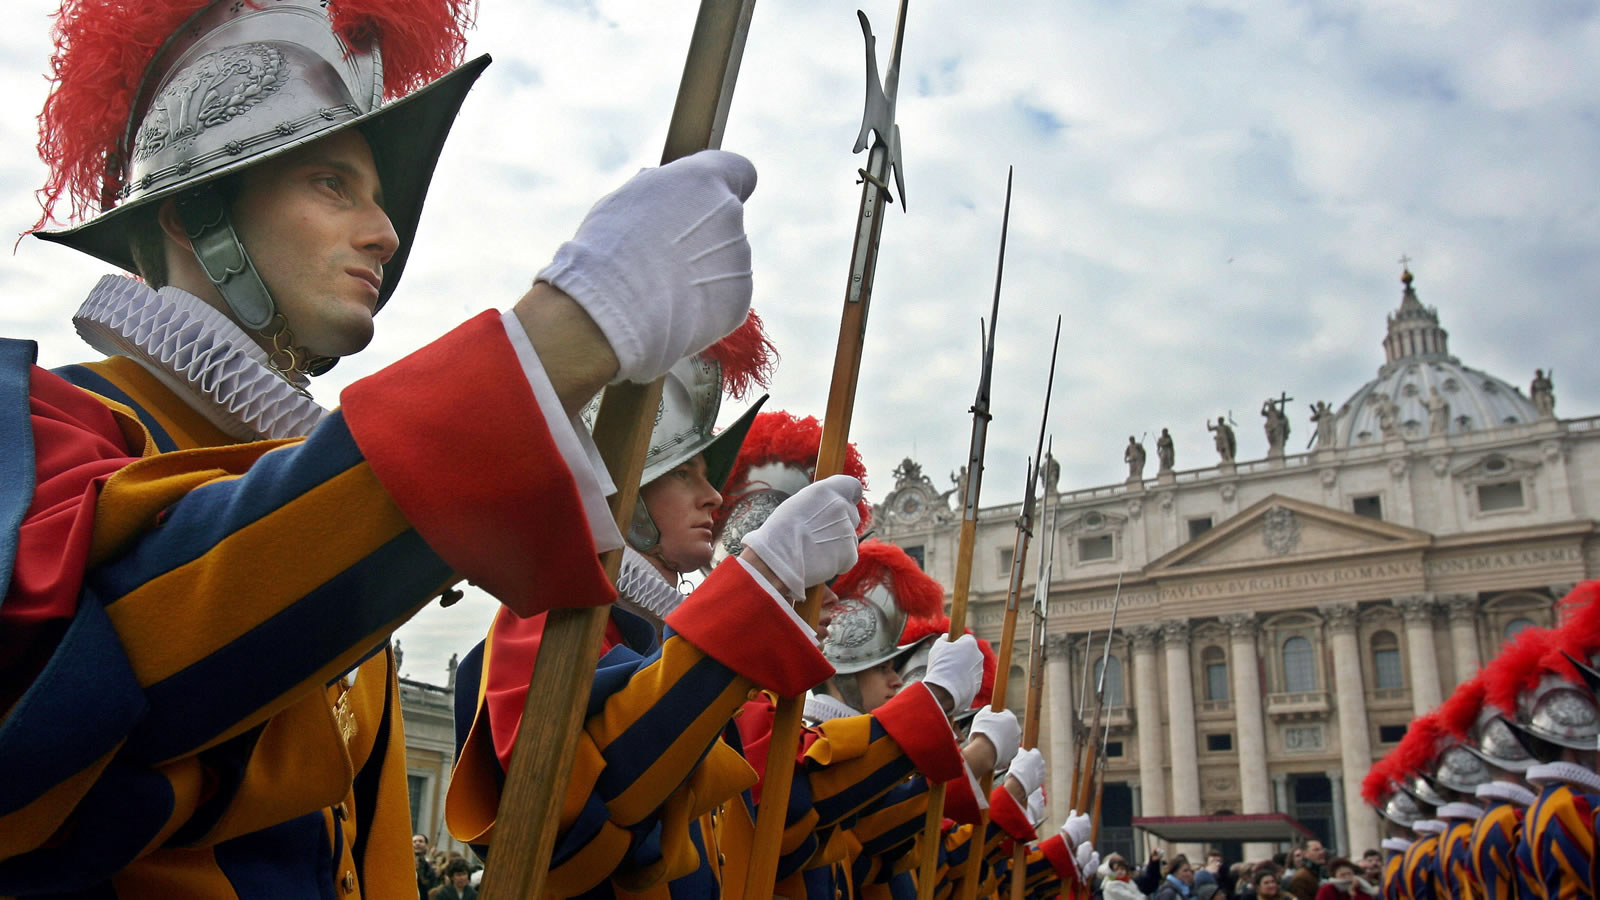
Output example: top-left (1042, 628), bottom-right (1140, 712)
top-left (1091, 842), bottom-right (1385, 900)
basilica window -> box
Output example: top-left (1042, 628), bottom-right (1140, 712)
top-left (1079, 534), bottom-right (1114, 561)
top-left (1503, 617), bottom-right (1535, 642)
top-left (1477, 481), bottom-right (1525, 512)
top-left (1202, 646), bottom-right (1229, 701)
top-left (1371, 630), bottom-right (1403, 690)
top-left (1093, 655), bottom-right (1125, 707)
top-left (1282, 636), bottom-right (1316, 693)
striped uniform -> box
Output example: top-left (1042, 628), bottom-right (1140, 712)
top-left (1471, 799), bottom-right (1529, 900)
top-left (1382, 846), bottom-right (1407, 900)
top-left (737, 683), bottom-right (967, 899)
top-left (1403, 834), bottom-right (1442, 900)
top-left (1521, 782), bottom-right (1597, 900)
top-left (0, 312), bottom-right (613, 896)
top-left (447, 558), bottom-right (830, 897)
top-left (1440, 817), bottom-right (1482, 899)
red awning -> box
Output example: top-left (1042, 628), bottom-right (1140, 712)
top-left (1132, 813), bottom-right (1315, 843)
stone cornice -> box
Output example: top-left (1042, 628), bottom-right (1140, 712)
top-left (1221, 611), bottom-right (1257, 639)
top-left (1319, 602), bottom-right (1361, 634)
top-left (1395, 593), bottom-right (1437, 624)
top-left (1160, 618), bottom-right (1191, 646)
top-left (1128, 623), bottom-right (1161, 652)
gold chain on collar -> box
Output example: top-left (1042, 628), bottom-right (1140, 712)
top-left (258, 314), bottom-right (317, 395)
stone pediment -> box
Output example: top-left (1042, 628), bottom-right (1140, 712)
top-left (1148, 494), bottom-right (1431, 573)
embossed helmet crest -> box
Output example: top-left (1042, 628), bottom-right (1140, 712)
top-left (821, 540), bottom-right (943, 675)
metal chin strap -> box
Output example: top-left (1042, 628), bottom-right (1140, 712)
top-left (626, 496), bottom-right (661, 551)
top-left (174, 186), bottom-right (336, 379)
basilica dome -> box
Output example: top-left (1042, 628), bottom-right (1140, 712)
top-left (1329, 270), bottom-right (1538, 448)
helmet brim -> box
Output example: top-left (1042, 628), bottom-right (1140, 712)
top-left (37, 54), bottom-right (492, 315)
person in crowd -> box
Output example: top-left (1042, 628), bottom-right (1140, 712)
top-left (415, 833), bottom-right (440, 900)
top-left (1153, 856), bottom-right (1197, 900)
top-left (1253, 868), bottom-right (1285, 900)
top-left (428, 857), bottom-right (477, 900)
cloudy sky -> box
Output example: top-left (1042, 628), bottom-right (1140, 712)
top-left (3, 0), bottom-right (1597, 683)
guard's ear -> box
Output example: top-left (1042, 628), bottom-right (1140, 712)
top-left (156, 198), bottom-right (193, 250)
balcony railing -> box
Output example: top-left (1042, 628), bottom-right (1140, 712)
top-left (1266, 690), bottom-right (1331, 720)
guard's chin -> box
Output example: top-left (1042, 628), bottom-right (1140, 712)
top-left (306, 306), bottom-right (376, 358)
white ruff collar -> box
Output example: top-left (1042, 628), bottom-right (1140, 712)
top-left (804, 692), bottom-right (861, 723)
top-left (1381, 837), bottom-right (1411, 854)
top-left (616, 546), bottom-right (687, 620)
top-left (73, 275), bottom-right (326, 441)
top-left (1475, 781), bottom-right (1537, 806)
top-left (1527, 761), bottom-right (1600, 793)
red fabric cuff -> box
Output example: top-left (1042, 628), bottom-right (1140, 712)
top-left (873, 683), bottom-right (964, 784)
top-left (944, 765), bottom-right (984, 825)
top-left (988, 782), bottom-right (1037, 843)
top-left (341, 311), bottom-right (613, 616)
top-left (665, 559), bottom-right (831, 697)
top-left (1039, 833), bottom-right (1076, 881)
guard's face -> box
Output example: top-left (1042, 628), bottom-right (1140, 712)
top-left (229, 129), bottom-right (399, 358)
top-left (856, 660), bottom-right (904, 713)
top-left (641, 454), bottom-right (722, 575)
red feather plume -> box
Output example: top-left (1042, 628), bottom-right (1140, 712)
top-left (1545, 580), bottom-right (1600, 675)
top-left (1484, 626), bottom-right (1554, 715)
top-left (1390, 712), bottom-right (1444, 777)
top-left (700, 308), bottom-right (778, 400)
top-left (833, 539), bottom-right (945, 621)
top-left (328, 0), bottom-right (474, 97)
top-left (896, 612), bottom-right (998, 709)
top-left (1361, 756), bottom-right (1393, 806)
top-left (1437, 674), bottom-right (1486, 739)
top-left (34, 0), bottom-right (473, 230)
top-left (714, 409), bottom-right (869, 534)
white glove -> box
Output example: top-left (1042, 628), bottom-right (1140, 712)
top-left (1008, 746), bottom-right (1046, 797)
top-left (1075, 843), bottom-right (1098, 881)
top-left (969, 708), bottom-right (1021, 768)
top-left (538, 149), bottom-right (757, 384)
top-left (1027, 787), bottom-right (1046, 824)
top-left (740, 475), bottom-right (862, 598)
top-left (1061, 808), bottom-right (1092, 847)
top-left (923, 634), bottom-right (983, 713)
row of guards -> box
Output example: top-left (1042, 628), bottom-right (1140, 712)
top-left (0, 0), bottom-right (1118, 899)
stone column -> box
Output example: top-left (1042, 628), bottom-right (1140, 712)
top-left (1223, 612), bottom-right (1273, 861)
top-left (1131, 781), bottom-right (1147, 858)
top-left (1129, 624), bottom-right (1168, 826)
top-left (1327, 768), bottom-right (1349, 856)
top-left (1162, 619), bottom-right (1203, 859)
top-left (1320, 602), bottom-right (1379, 854)
top-left (1444, 594), bottom-right (1480, 687)
top-left (1046, 633), bottom-right (1074, 826)
top-left (1396, 594), bottom-right (1443, 713)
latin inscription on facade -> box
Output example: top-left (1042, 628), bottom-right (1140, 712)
top-left (976, 545), bottom-right (1583, 626)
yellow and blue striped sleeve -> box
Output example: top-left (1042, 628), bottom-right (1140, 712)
top-left (0, 312), bottom-right (614, 889)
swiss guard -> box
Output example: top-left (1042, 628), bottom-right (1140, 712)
top-left (2, 0), bottom-right (772, 893)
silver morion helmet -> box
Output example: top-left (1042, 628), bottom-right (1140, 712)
top-left (1464, 708), bottom-right (1536, 773)
top-left (821, 540), bottom-right (945, 675)
top-left (1510, 672), bottom-right (1600, 757)
top-left (584, 354), bottom-right (765, 552)
top-left (36, 0), bottom-right (487, 373)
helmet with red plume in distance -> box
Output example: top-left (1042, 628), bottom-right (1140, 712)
top-left (821, 540), bottom-right (944, 675)
top-left (895, 613), bottom-right (999, 711)
top-left (709, 408), bottom-right (869, 565)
